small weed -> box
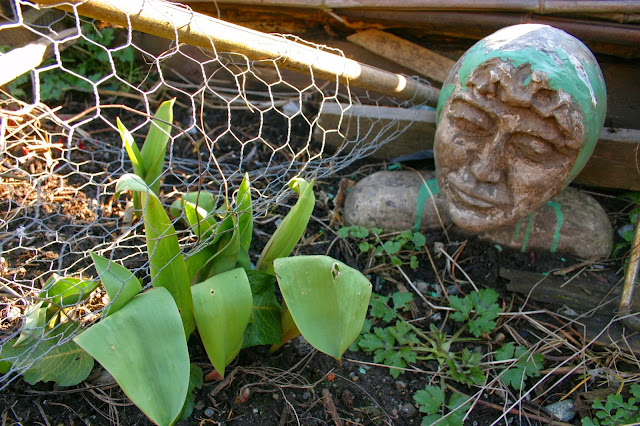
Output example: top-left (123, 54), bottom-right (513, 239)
top-left (5, 23), bottom-right (144, 103)
top-left (414, 385), bottom-right (472, 426)
top-left (351, 288), bottom-right (544, 424)
top-left (612, 192), bottom-right (640, 258)
top-left (338, 225), bottom-right (426, 270)
top-left (582, 384), bottom-right (640, 426)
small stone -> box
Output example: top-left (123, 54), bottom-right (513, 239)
top-left (272, 393), bottom-right (279, 400)
top-left (401, 403), bottom-right (417, 417)
top-left (204, 407), bottom-right (215, 418)
top-left (194, 400), bottom-right (205, 411)
top-left (343, 170), bottom-right (447, 231)
top-left (415, 281), bottom-right (429, 295)
top-left (352, 375), bottom-right (359, 382)
top-left (252, 408), bottom-right (259, 414)
top-left (395, 380), bottom-right (407, 389)
top-left (302, 391), bottom-right (311, 400)
top-left (391, 408), bottom-right (398, 417)
top-left (544, 399), bottom-right (576, 422)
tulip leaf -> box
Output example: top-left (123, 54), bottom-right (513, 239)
top-left (274, 255), bottom-right (372, 360)
top-left (1, 322), bottom-right (93, 386)
top-left (116, 174), bottom-right (194, 337)
top-left (118, 117), bottom-right (144, 179)
top-left (170, 191), bottom-right (218, 220)
top-left (140, 98), bottom-right (175, 195)
top-left (90, 252), bottom-right (141, 316)
top-left (242, 270), bottom-right (281, 348)
top-left (192, 268), bottom-right (252, 377)
top-left (257, 178), bottom-right (315, 275)
top-left (236, 173), bottom-right (253, 270)
top-left (74, 287), bottom-right (189, 426)
top-left (40, 274), bottom-right (99, 309)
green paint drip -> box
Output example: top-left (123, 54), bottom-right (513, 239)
top-left (546, 200), bottom-right (563, 253)
top-left (513, 218), bottom-right (523, 241)
top-left (413, 179), bottom-right (440, 232)
top-left (520, 213), bottom-right (536, 253)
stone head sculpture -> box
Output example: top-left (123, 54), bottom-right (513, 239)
top-left (434, 24), bottom-right (606, 232)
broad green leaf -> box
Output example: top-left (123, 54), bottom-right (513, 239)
top-left (236, 174), bottom-right (253, 270)
top-left (257, 178), bottom-right (315, 275)
top-left (270, 303), bottom-right (301, 353)
top-left (197, 213), bottom-right (241, 277)
top-left (242, 270), bottom-right (282, 348)
top-left (169, 191), bottom-right (218, 220)
top-left (185, 244), bottom-right (218, 285)
top-left (191, 268), bottom-right (252, 377)
top-left (179, 364), bottom-right (204, 421)
top-left (41, 274), bottom-right (99, 308)
top-left (1, 323), bottom-right (93, 386)
top-left (74, 288), bottom-right (189, 426)
top-left (14, 301), bottom-right (46, 346)
top-left (183, 201), bottom-right (218, 240)
top-left (274, 255), bottom-right (372, 360)
top-left (140, 98), bottom-right (175, 195)
top-left (116, 174), bottom-right (195, 337)
top-left (90, 252), bottom-right (141, 316)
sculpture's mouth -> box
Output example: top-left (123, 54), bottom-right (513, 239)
top-left (446, 173), bottom-right (511, 211)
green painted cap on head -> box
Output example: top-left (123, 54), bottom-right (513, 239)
top-left (436, 24), bottom-right (607, 185)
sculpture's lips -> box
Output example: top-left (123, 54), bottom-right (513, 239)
top-left (447, 175), bottom-right (510, 210)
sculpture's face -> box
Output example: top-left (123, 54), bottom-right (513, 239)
top-left (435, 58), bottom-right (585, 231)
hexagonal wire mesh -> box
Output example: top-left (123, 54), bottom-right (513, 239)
top-left (0, 0), bottom-right (433, 388)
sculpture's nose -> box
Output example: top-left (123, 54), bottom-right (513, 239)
top-left (471, 131), bottom-right (508, 183)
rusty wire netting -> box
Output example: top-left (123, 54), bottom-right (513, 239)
top-left (0, 0), bottom-right (430, 388)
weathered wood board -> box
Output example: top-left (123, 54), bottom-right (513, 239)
top-left (316, 103), bottom-right (436, 161)
top-left (573, 128), bottom-right (640, 190)
top-left (501, 268), bottom-right (640, 354)
top-left (347, 29), bottom-right (456, 84)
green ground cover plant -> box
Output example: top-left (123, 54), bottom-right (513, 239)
top-left (582, 384), bottom-right (640, 426)
top-left (338, 225), bottom-right (426, 270)
top-left (351, 289), bottom-right (544, 425)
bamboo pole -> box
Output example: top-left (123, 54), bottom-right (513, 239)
top-left (189, 0), bottom-right (640, 14)
top-left (35, 0), bottom-right (440, 105)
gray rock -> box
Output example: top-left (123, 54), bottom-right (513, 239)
top-left (415, 281), bottom-right (429, 295)
top-left (343, 170), bottom-right (449, 231)
top-left (478, 187), bottom-right (613, 259)
top-left (401, 402), bottom-right (417, 417)
top-left (343, 171), bottom-right (613, 259)
top-left (544, 399), bottom-right (576, 422)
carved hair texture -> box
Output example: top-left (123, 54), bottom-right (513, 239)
top-left (467, 57), bottom-right (585, 151)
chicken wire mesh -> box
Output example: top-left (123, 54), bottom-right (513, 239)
top-left (0, 0), bottom-right (430, 388)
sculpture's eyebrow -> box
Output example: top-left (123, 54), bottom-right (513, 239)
top-left (454, 91), bottom-right (577, 150)
top-left (448, 98), bottom-right (494, 130)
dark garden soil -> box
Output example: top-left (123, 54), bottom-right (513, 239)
top-left (0, 95), bottom-right (634, 426)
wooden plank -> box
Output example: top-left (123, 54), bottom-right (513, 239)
top-left (316, 103), bottom-right (436, 160)
top-left (500, 268), bottom-right (640, 354)
top-left (574, 128), bottom-right (640, 190)
top-left (347, 29), bottom-right (456, 84)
